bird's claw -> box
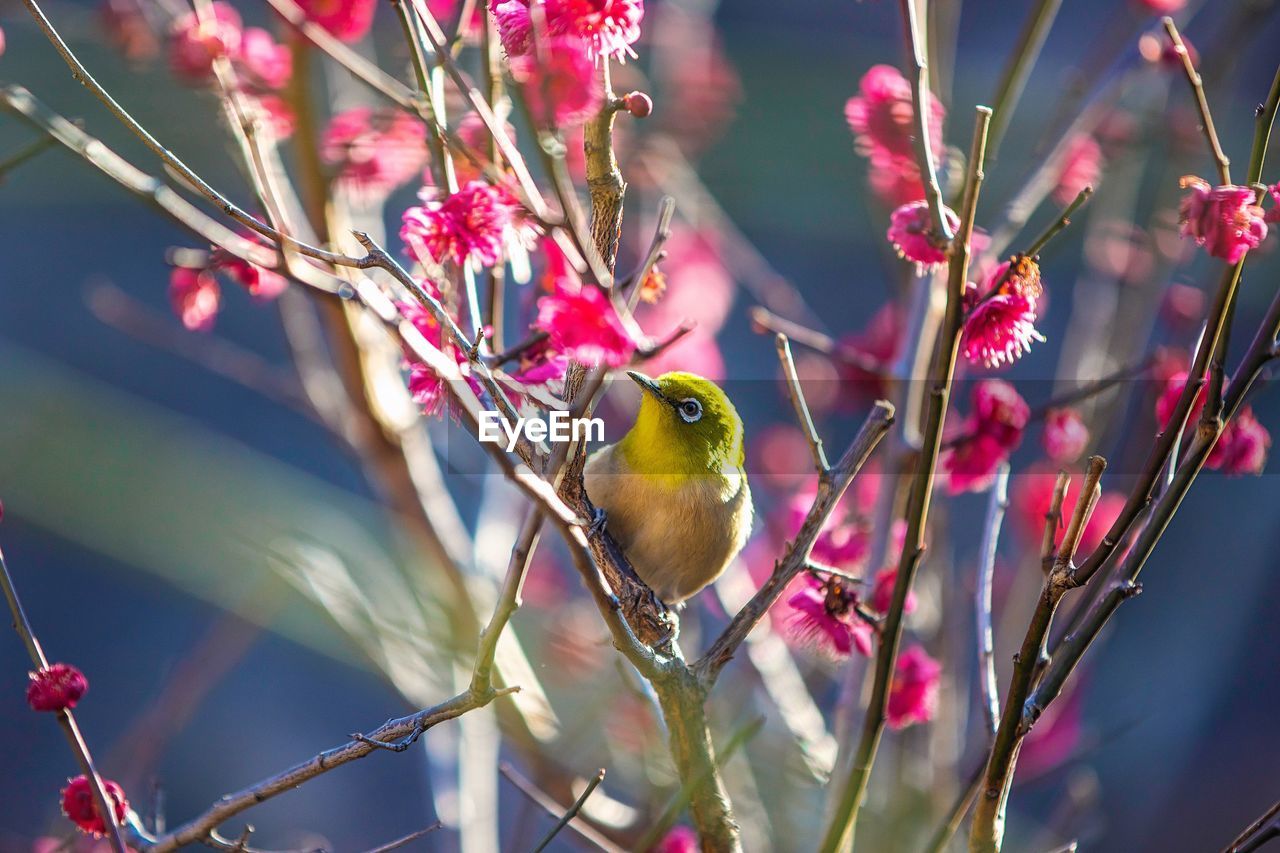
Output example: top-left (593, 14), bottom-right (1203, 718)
top-left (587, 507), bottom-right (608, 538)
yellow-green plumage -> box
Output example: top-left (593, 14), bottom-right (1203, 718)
top-left (584, 371), bottom-right (753, 604)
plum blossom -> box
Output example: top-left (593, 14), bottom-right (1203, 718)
top-left (168, 2), bottom-right (241, 82)
top-left (654, 826), bottom-right (699, 853)
top-left (536, 278), bottom-right (637, 367)
top-left (870, 566), bottom-right (916, 616)
top-left (237, 28), bottom-right (292, 90)
top-left (1178, 177), bottom-right (1267, 264)
top-left (1054, 134), bottom-right (1102, 205)
top-left (1012, 465), bottom-right (1125, 556)
top-left (1265, 182), bottom-right (1280, 224)
top-left (941, 380), bottom-right (1029, 494)
top-left (784, 573), bottom-right (875, 659)
top-left (61, 776), bottom-right (129, 837)
top-left (491, 0), bottom-right (644, 61)
top-left (294, 0), bottom-right (376, 42)
top-left (845, 64), bottom-right (945, 167)
top-left (1216, 408), bottom-right (1271, 476)
top-left (401, 180), bottom-right (517, 268)
top-left (508, 36), bottom-right (603, 127)
top-left (887, 645), bottom-right (940, 729)
top-left (887, 200), bottom-right (958, 273)
top-left (322, 108), bottom-right (428, 199)
top-left (1042, 408), bottom-right (1090, 464)
top-left (27, 663), bottom-right (88, 712)
top-left (961, 256), bottom-right (1046, 369)
top-left (169, 267), bottom-right (220, 332)
top-left (837, 303), bottom-right (901, 404)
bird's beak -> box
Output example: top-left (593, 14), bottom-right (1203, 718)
top-left (627, 371), bottom-right (667, 403)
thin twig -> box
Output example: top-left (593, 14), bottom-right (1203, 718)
top-left (897, 0), bottom-right (953, 242)
top-left (776, 334), bottom-right (831, 475)
top-left (976, 463), bottom-right (1011, 738)
top-left (1024, 185), bottom-right (1094, 258)
top-left (749, 307), bottom-right (888, 375)
top-left (1224, 797), bottom-right (1280, 853)
top-left (1164, 17), bottom-right (1231, 185)
top-left (986, 0), bottom-right (1065, 156)
top-left (531, 769), bottom-right (606, 853)
top-left (0, 135), bottom-right (58, 180)
top-left (360, 823), bottom-right (443, 853)
top-left (499, 764), bottom-right (626, 853)
top-left (0, 543), bottom-right (128, 853)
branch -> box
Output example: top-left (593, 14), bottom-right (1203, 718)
top-left (532, 769), bottom-right (605, 853)
top-left (1224, 797), bottom-right (1280, 853)
top-left (970, 456), bottom-right (1106, 853)
top-left (500, 763), bottom-right (626, 853)
top-left (776, 333), bottom-right (831, 474)
top-left (898, 0), bottom-right (953, 242)
top-left (694, 401), bottom-right (895, 686)
top-left (749, 307), bottom-right (888, 375)
top-left (1024, 185), bottom-right (1094, 258)
top-left (360, 823), bottom-right (443, 853)
top-left (1164, 17), bottom-right (1231, 185)
top-left (976, 463), bottom-right (1011, 739)
top-left (1247, 64), bottom-right (1280, 185)
top-left (986, 0), bottom-right (1065, 156)
top-left (0, 542), bottom-right (128, 853)
top-left (820, 105), bottom-right (993, 853)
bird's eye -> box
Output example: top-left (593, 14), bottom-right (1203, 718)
top-left (678, 398), bottom-right (703, 423)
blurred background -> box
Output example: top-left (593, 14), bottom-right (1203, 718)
top-left (1, 0), bottom-right (1280, 850)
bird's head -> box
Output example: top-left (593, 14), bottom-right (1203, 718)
top-left (619, 371), bottom-right (745, 477)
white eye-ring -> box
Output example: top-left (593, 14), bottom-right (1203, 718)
top-left (678, 398), bottom-right (703, 423)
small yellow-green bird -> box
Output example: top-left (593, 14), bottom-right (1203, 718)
top-left (584, 371), bottom-right (753, 605)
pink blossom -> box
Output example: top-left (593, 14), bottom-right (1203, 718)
top-left (0, 25), bottom-right (6, 58)
top-left (168, 2), bottom-right (241, 83)
top-left (784, 573), bottom-right (874, 660)
top-left (398, 300), bottom-right (451, 415)
top-left (1011, 466), bottom-right (1124, 556)
top-left (214, 254), bottom-right (288, 300)
top-left (1136, 0), bottom-right (1185, 11)
top-left (252, 94), bottom-right (295, 139)
top-left (237, 28), bottom-right (291, 90)
top-left (294, 0), bottom-right (376, 41)
top-left (509, 36), bottom-right (603, 127)
top-left (654, 826), bottom-right (698, 853)
top-left (1215, 407), bottom-right (1271, 476)
top-left (870, 567), bottom-right (916, 616)
top-left (536, 279), bottom-right (637, 367)
top-left (169, 267), bottom-right (220, 332)
top-left (941, 380), bottom-right (1029, 494)
top-left (1178, 177), bottom-right (1267, 265)
top-left (1054, 134), bottom-right (1101, 205)
top-left (1265, 183), bottom-right (1280, 224)
top-left (868, 164), bottom-right (927, 207)
top-left (887, 200), bottom-right (958, 273)
top-left (1043, 408), bottom-right (1089, 464)
top-left (27, 663), bottom-right (89, 712)
top-left (401, 180), bottom-right (516, 267)
top-left (61, 776), bottom-right (129, 838)
top-left (779, 488), bottom-right (871, 571)
top-left (845, 64), bottom-right (945, 167)
top-left (836, 303), bottom-right (901, 404)
top-left (491, 0), bottom-right (644, 62)
top-left (887, 645), bottom-right (940, 729)
top-left (1160, 282), bottom-right (1205, 329)
top-left (961, 289), bottom-right (1043, 368)
top-left (323, 108), bottom-right (428, 199)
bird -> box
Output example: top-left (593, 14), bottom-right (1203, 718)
top-left (584, 370), bottom-right (753, 605)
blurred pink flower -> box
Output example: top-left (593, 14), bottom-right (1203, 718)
top-left (509, 36), bottom-right (603, 127)
top-left (1215, 407), bottom-right (1271, 476)
top-left (251, 94), bottom-right (295, 139)
top-left (1011, 465), bottom-right (1125, 556)
top-left (536, 280), bottom-right (637, 367)
top-left (1178, 177), bottom-right (1267, 264)
top-left (845, 64), bottom-right (945, 167)
top-left (887, 645), bottom-right (940, 729)
top-left (398, 300), bottom-right (451, 415)
top-left (215, 255), bottom-right (288, 300)
top-left (237, 27), bottom-right (292, 90)
top-left (1042, 408), bottom-right (1090, 464)
top-left (401, 180), bottom-right (516, 267)
top-left (1137, 0), bottom-right (1185, 11)
top-left (836, 303), bottom-right (901, 404)
top-left (27, 663), bottom-right (88, 712)
top-left (169, 267), bottom-right (220, 332)
top-left (1053, 134), bottom-right (1102, 205)
top-left (887, 200), bottom-right (957, 273)
top-left (1266, 183), bottom-right (1280, 224)
top-left (870, 566), bottom-right (916, 616)
top-left (941, 380), bottom-right (1029, 494)
top-left (294, 0), bottom-right (376, 42)
top-left (654, 826), bottom-right (699, 853)
top-left (1160, 282), bottom-right (1205, 330)
top-left (61, 776), bottom-right (129, 838)
top-left (784, 573), bottom-right (874, 659)
top-left (868, 164), bottom-right (927, 207)
top-left (491, 0), bottom-right (644, 61)
top-left (168, 2), bottom-right (241, 83)
top-left (323, 108), bottom-right (428, 199)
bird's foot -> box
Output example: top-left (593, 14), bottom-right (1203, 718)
top-left (587, 506), bottom-right (608, 538)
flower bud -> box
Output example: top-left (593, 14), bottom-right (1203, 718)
top-left (623, 91), bottom-right (653, 118)
top-left (27, 663), bottom-right (88, 712)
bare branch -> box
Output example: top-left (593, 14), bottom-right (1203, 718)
top-left (500, 763), bottom-right (626, 853)
top-left (1164, 17), bottom-right (1231, 185)
top-left (977, 463), bottom-right (1011, 738)
top-left (897, 0), bottom-right (953, 243)
top-left (776, 333), bottom-right (831, 475)
top-left (532, 769), bottom-right (606, 853)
